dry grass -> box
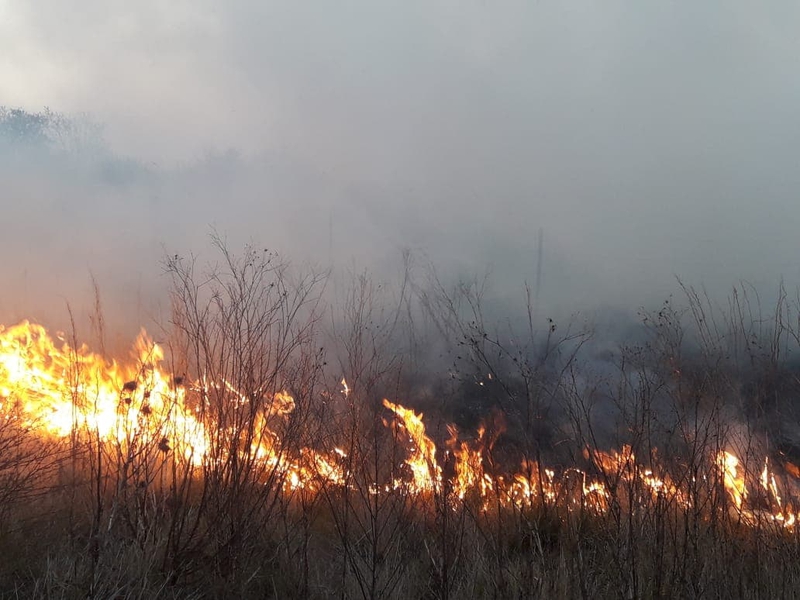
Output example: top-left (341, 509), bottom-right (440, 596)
top-left (2, 247), bottom-right (800, 599)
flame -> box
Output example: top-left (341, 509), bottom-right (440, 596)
top-left (0, 321), bottom-right (344, 489)
top-left (2, 321), bottom-right (800, 531)
top-left (0, 322), bottom-right (200, 454)
top-left (761, 457), bottom-right (782, 507)
top-left (382, 398), bottom-right (442, 493)
top-left (719, 450), bottom-right (747, 509)
top-left (446, 424), bottom-right (493, 501)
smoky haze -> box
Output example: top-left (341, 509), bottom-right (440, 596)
top-left (2, 1), bottom-right (800, 343)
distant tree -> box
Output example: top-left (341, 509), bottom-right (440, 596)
top-left (0, 106), bottom-right (103, 158)
top-left (0, 106), bottom-right (53, 146)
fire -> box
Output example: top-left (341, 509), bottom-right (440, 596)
top-left (381, 399), bottom-right (800, 529)
top-left (0, 321), bottom-right (184, 442)
top-left (719, 450), bottom-right (746, 509)
top-left (383, 398), bottom-right (442, 493)
top-left (761, 457), bottom-right (782, 507)
top-left (0, 321), bottom-right (341, 489)
top-left (1, 320), bottom-right (799, 531)
top-left (447, 424), bottom-right (491, 500)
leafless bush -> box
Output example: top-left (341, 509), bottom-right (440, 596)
top-left (159, 236), bottom-right (328, 584)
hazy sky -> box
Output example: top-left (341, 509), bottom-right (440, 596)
top-left (2, 1), bottom-right (800, 337)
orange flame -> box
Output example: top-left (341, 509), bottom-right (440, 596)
top-left (382, 398), bottom-right (442, 493)
top-left (2, 321), bottom-right (799, 530)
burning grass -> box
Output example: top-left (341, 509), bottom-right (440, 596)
top-left (0, 320), bottom-right (799, 599)
top-left (1, 247), bottom-right (800, 598)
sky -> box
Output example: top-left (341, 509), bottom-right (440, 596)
top-left (1, 1), bottom-right (800, 341)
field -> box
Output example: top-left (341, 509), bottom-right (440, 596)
top-left (1, 244), bottom-right (800, 599)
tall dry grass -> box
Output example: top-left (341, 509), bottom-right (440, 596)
top-left (1, 246), bottom-right (800, 599)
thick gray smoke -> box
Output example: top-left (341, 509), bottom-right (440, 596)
top-left (2, 2), bottom-right (800, 343)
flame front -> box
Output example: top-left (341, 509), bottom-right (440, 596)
top-left (1, 321), bottom-right (799, 532)
top-left (0, 321), bottom-right (342, 490)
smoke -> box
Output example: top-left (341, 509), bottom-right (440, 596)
top-left (2, 2), bottom-right (800, 345)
